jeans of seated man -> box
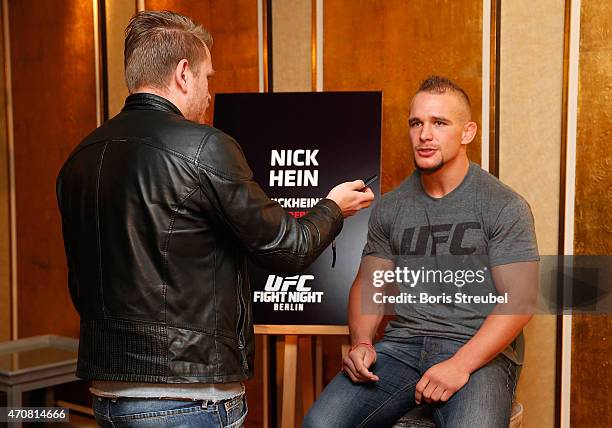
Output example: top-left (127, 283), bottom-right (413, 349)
top-left (303, 337), bottom-right (517, 428)
top-left (92, 393), bottom-right (247, 428)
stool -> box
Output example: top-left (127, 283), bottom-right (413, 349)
top-left (392, 401), bottom-right (523, 428)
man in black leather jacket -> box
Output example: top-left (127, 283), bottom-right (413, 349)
top-left (56, 10), bottom-right (374, 427)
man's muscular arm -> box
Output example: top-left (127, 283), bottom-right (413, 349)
top-left (343, 256), bottom-right (394, 383)
top-left (415, 261), bottom-right (538, 404)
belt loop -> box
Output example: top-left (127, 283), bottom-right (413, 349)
top-left (105, 398), bottom-right (111, 420)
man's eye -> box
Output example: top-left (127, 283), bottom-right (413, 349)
top-left (434, 121), bottom-right (445, 126)
top-left (410, 122), bottom-right (422, 127)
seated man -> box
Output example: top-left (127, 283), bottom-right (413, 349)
top-left (304, 76), bottom-right (539, 428)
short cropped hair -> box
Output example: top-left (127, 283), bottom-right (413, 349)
top-left (124, 10), bottom-right (212, 93)
top-left (417, 75), bottom-right (471, 109)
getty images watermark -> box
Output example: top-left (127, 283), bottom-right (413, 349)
top-left (370, 266), bottom-right (507, 305)
top-left (360, 255), bottom-right (612, 315)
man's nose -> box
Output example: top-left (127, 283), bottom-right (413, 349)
top-left (420, 124), bottom-right (433, 141)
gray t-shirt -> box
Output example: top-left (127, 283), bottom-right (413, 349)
top-left (363, 162), bottom-right (539, 364)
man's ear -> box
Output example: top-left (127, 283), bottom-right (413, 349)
top-left (174, 59), bottom-right (190, 93)
top-left (461, 121), bottom-right (478, 145)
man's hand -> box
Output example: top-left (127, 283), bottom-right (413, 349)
top-left (326, 180), bottom-right (375, 218)
top-left (415, 358), bottom-right (470, 404)
top-left (343, 344), bottom-right (379, 383)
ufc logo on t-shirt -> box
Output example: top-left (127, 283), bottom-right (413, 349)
top-left (400, 222), bottom-right (482, 256)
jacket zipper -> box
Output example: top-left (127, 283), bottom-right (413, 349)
top-left (236, 270), bottom-right (249, 373)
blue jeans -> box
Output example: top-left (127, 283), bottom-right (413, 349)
top-left (92, 393), bottom-right (247, 427)
top-left (304, 337), bottom-right (517, 428)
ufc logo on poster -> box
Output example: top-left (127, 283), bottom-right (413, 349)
top-left (255, 275), bottom-right (323, 311)
top-left (264, 275), bottom-right (314, 292)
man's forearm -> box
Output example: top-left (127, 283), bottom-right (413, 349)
top-left (344, 261), bottom-right (387, 383)
top-left (413, 312), bottom-right (530, 405)
top-left (452, 261), bottom-right (538, 373)
top-left (451, 312), bottom-right (532, 374)
top-left (349, 289), bottom-right (382, 345)
top-left (348, 280), bottom-right (383, 345)
top-left (413, 261), bottom-right (538, 405)
top-left (347, 256), bottom-right (393, 345)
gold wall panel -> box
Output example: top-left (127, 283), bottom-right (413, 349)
top-left (9, 0), bottom-right (97, 338)
top-left (272, 0), bottom-right (312, 92)
top-left (0, 2), bottom-right (10, 341)
top-left (499, 0), bottom-right (564, 256)
top-left (516, 317), bottom-right (557, 428)
top-left (498, 1), bottom-right (566, 426)
top-left (105, 0), bottom-right (137, 118)
top-left (571, 0), bottom-right (612, 425)
top-left (145, 0), bottom-right (259, 124)
top-left (573, 0), bottom-right (612, 257)
top-left (570, 316), bottom-right (612, 427)
top-left (323, 0), bottom-right (482, 193)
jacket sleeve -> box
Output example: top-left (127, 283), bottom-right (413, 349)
top-left (56, 171), bottom-right (80, 314)
top-left (196, 130), bottom-right (343, 274)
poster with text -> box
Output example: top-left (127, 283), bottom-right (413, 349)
top-left (214, 92), bottom-right (382, 325)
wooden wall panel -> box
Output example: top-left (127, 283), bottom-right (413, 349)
top-left (145, 0), bottom-right (259, 124)
top-left (10, 0), bottom-right (97, 338)
top-left (324, 0), bottom-right (482, 193)
top-left (571, 0), bottom-right (612, 426)
top-left (0, 2), bottom-right (10, 342)
top-left (105, 0), bottom-right (137, 118)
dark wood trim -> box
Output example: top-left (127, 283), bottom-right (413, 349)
top-left (269, 335), bottom-right (277, 428)
top-left (489, 0), bottom-right (501, 178)
top-left (98, 0), bottom-right (108, 122)
top-left (556, 1), bottom-right (572, 427)
top-left (0, 0), bottom-right (16, 340)
top-left (311, 0), bottom-right (317, 91)
top-left (265, 0), bottom-right (273, 92)
top-left (558, 0), bottom-right (571, 259)
top-left (262, 0), bottom-right (268, 92)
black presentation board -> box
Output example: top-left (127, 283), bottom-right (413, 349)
top-left (214, 92), bottom-right (382, 325)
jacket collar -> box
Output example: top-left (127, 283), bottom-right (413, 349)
top-left (122, 92), bottom-right (183, 116)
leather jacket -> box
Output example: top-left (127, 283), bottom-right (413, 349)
top-left (56, 93), bottom-right (343, 383)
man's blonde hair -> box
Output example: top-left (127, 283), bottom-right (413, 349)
top-left (124, 10), bottom-right (212, 93)
top-left (417, 75), bottom-right (471, 109)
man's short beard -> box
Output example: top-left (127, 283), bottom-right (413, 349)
top-left (414, 158), bottom-right (444, 174)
